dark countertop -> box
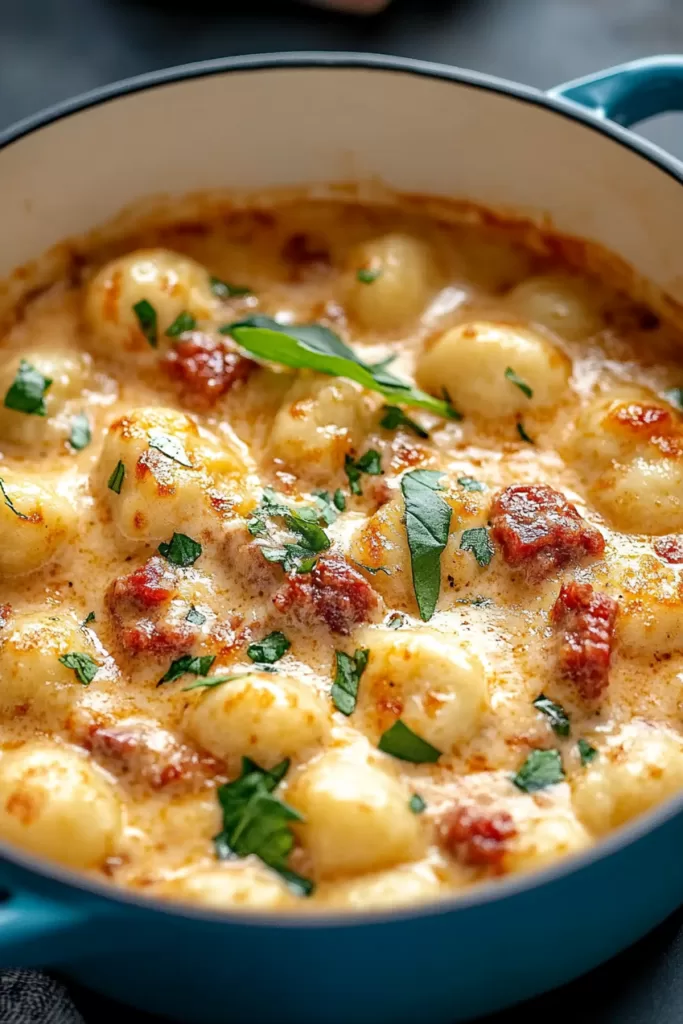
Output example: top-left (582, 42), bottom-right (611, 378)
top-left (3, 1), bottom-right (683, 1021)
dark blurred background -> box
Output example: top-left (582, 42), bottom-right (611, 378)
top-left (3, 0), bottom-right (683, 1020)
top-left (3, 0), bottom-right (683, 158)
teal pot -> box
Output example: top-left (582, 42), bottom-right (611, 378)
top-left (1, 52), bottom-right (683, 1024)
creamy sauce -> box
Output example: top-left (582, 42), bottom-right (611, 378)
top-left (0, 199), bottom-right (682, 913)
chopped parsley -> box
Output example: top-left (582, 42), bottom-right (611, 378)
top-left (82, 612), bottom-right (96, 626)
top-left (460, 527), bottom-right (494, 567)
top-left (213, 756), bottom-right (314, 897)
top-left (505, 367), bottom-right (533, 398)
top-left (247, 631), bottom-right (290, 666)
top-left (356, 267), bottom-right (382, 284)
top-left (331, 648), bottom-right (369, 716)
top-left (165, 311), bottom-right (197, 338)
top-left (209, 276), bottom-right (252, 299)
top-left (69, 413), bottom-right (91, 451)
top-left (158, 532), bottom-right (202, 567)
top-left (409, 793), bottom-right (427, 814)
top-left (380, 404), bottom-right (429, 439)
top-left (401, 469), bottom-right (452, 621)
top-left (59, 651), bottom-right (99, 686)
top-left (516, 421), bottom-right (535, 444)
top-left (132, 299), bottom-right (157, 348)
top-left (533, 694), bottom-right (570, 737)
top-left (158, 654), bottom-right (216, 686)
top-left (457, 476), bottom-right (486, 492)
top-left (182, 674), bottom-right (243, 691)
top-left (378, 719), bottom-right (441, 763)
top-left (578, 738), bottom-right (598, 765)
top-left (313, 491), bottom-right (341, 526)
top-left (0, 477), bottom-right (28, 520)
top-left (107, 460), bottom-right (125, 494)
top-left (344, 449), bottom-right (382, 496)
top-left (186, 605), bottom-right (207, 626)
top-left (148, 431), bottom-right (192, 467)
top-left (512, 749), bottom-right (565, 793)
top-left (4, 360), bottom-right (52, 416)
top-left (333, 488), bottom-right (346, 511)
top-left (248, 488), bottom-right (331, 574)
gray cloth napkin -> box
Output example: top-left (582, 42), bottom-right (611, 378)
top-left (0, 971), bottom-right (84, 1024)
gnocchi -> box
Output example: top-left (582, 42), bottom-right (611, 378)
top-left (0, 193), bottom-right (681, 916)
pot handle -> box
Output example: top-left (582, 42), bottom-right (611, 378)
top-left (549, 55), bottom-right (683, 128)
top-left (0, 887), bottom-right (95, 966)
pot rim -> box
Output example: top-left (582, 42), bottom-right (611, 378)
top-left (1, 49), bottom-right (682, 931)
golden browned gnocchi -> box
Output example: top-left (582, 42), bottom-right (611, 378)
top-left (0, 193), bottom-right (681, 915)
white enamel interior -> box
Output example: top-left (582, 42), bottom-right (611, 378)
top-left (1, 64), bottom-right (683, 300)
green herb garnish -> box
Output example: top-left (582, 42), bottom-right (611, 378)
top-left (356, 267), bottom-right (382, 284)
top-left (333, 489), bottom-right (346, 511)
top-left (248, 488), bottom-right (331, 574)
top-left (409, 793), bottom-right (427, 814)
top-left (385, 612), bottom-right (407, 629)
top-left (107, 460), bottom-right (125, 494)
top-left (133, 299), bottom-right (157, 347)
top-left (69, 413), bottom-right (91, 451)
top-left (505, 367), bottom-right (533, 398)
top-left (401, 469), bottom-right (452, 621)
top-left (4, 360), bottom-right (52, 416)
top-left (344, 449), bottom-right (382, 496)
top-left (165, 311), bottom-right (197, 338)
top-left (578, 738), bottom-right (598, 765)
top-left (59, 651), bottom-right (99, 686)
top-left (380, 405), bottom-right (429, 439)
top-left (378, 719), bottom-right (441, 763)
top-left (516, 421), bottom-right (535, 444)
top-left (158, 532), bottom-right (202, 567)
top-left (533, 694), bottom-right (570, 737)
top-left (512, 749), bottom-right (564, 792)
top-left (331, 648), bottom-right (369, 716)
top-left (457, 476), bottom-right (486, 492)
top-left (83, 612), bottom-right (96, 626)
top-left (213, 757), bottom-right (314, 897)
top-left (247, 631), bottom-right (290, 666)
top-left (210, 277), bottom-right (252, 299)
top-left (0, 477), bottom-right (28, 520)
top-left (148, 431), bottom-right (192, 467)
top-left (186, 605), bottom-right (206, 626)
top-left (221, 316), bottom-right (458, 419)
top-left (158, 654), bottom-right (216, 686)
top-left (460, 527), bottom-right (494, 567)
top-left (664, 387), bottom-right (683, 412)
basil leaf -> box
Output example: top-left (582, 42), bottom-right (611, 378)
top-left (4, 360), bottom-right (52, 416)
top-left (69, 413), bottom-right (91, 451)
top-left (356, 267), bottom-right (382, 284)
top-left (460, 527), bottom-right (494, 567)
top-left (457, 476), bottom-right (485, 492)
top-left (313, 491), bottom-right (340, 526)
top-left (223, 317), bottom-right (456, 418)
top-left (148, 431), bottom-right (193, 467)
top-left (165, 311), bottom-right (197, 338)
top-left (533, 694), bottom-right (570, 737)
top-left (214, 757), bottom-right (314, 897)
top-left (250, 488), bottom-right (331, 574)
top-left (59, 651), bottom-right (99, 686)
top-left (505, 367), bottom-right (533, 398)
top-left (578, 738), bottom-right (598, 765)
top-left (248, 631), bottom-right (290, 665)
top-left (210, 276), bottom-right (252, 299)
top-left (344, 449), bottom-right (382, 496)
top-left (380, 405), bottom-right (429, 439)
top-left (133, 299), bottom-right (157, 348)
top-left (401, 469), bottom-right (452, 621)
top-left (517, 421), bottom-right (535, 444)
top-left (378, 719), bottom-right (441, 763)
top-left (333, 489), bottom-right (346, 511)
top-left (409, 793), bottom-right (427, 814)
top-left (512, 749), bottom-right (564, 792)
top-left (158, 654), bottom-right (216, 686)
top-left (83, 612), bottom-right (96, 625)
top-left (107, 460), bottom-right (125, 494)
top-left (331, 648), bottom-right (369, 715)
top-left (186, 605), bottom-right (207, 626)
top-left (385, 612), bottom-right (407, 629)
top-left (0, 477), bottom-right (28, 520)
top-left (158, 532), bottom-right (202, 567)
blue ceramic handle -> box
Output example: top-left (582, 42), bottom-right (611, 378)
top-left (0, 888), bottom-right (92, 966)
top-left (549, 55), bottom-right (683, 128)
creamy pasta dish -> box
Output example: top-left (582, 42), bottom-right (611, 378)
top-left (1, 196), bottom-right (683, 913)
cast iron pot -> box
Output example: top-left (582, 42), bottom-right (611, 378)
top-left (0, 52), bottom-right (682, 1024)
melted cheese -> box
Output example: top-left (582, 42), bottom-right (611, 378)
top-left (0, 198), bottom-right (682, 913)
